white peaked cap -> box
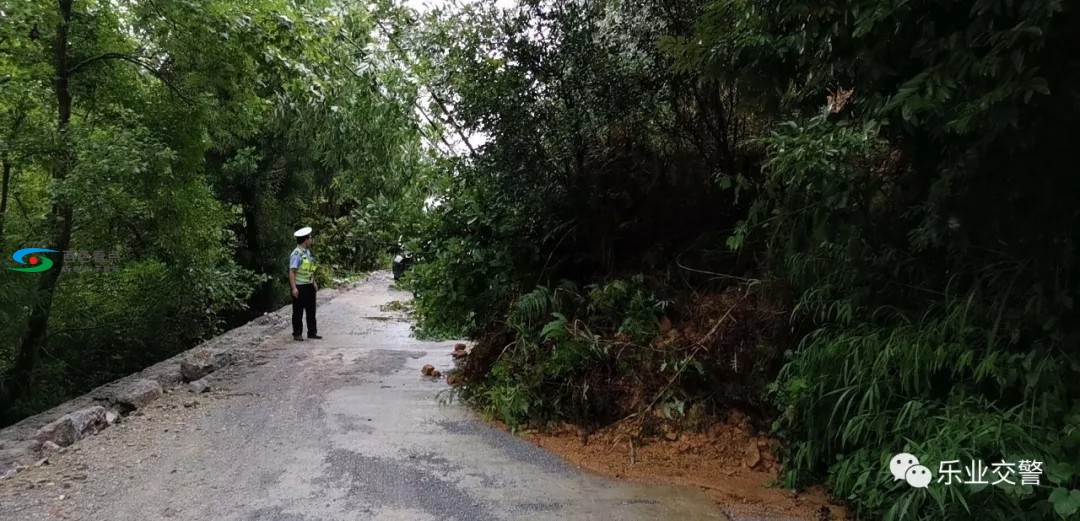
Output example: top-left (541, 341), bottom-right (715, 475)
top-left (294, 226), bottom-right (313, 238)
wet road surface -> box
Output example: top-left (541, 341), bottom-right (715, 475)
top-left (0, 272), bottom-right (732, 521)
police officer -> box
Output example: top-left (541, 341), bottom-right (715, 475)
top-left (289, 227), bottom-right (322, 341)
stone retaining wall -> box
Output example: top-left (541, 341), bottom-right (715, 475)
top-left (0, 282), bottom-right (355, 478)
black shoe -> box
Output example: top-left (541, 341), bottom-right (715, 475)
top-left (293, 335), bottom-right (304, 341)
top-left (308, 334), bottom-right (323, 340)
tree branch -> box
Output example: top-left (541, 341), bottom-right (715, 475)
top-left (68, 53), bottom-right (191, 102)
top-left (371, 19), bottom-right (478, 157)
top-left (413, 98), bottom-right (457, 155)
top-left (337, 58), bottom-right (455, 156)
top-left (68, 52), bottom-right (130, 75)
top-left (142, 0), bottom-right (184, 36)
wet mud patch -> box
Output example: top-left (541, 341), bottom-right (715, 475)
top-left (317, 449), bottom-right (498, 521)
top-left (401, 450), bottom-right (500, 489)
top-left (247, 507), bottom-right (318, 521)
top-left (517, 500), bottom-right (562, 512)
top-left (358, 349), bottom-right (423, 375)
top-left (434, 420), bottom-right (573, 477)
top-left (333, 414), bottom-right (375, 434)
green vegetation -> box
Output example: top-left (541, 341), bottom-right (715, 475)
top-left (3, 0), bottom-right (1078, 518)
top-left (393, 0), bottom-right (1080, 519)
top-left (0, 0), bottom-right (428, 423)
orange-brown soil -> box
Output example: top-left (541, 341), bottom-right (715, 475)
top-left (508, 412), bottom-right (845, 520)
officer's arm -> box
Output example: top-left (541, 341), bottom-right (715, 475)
top-left (289, 252), bottom-right (300, 291)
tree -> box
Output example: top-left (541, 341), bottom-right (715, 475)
top-left (0, 0), bottom-right (426, 421)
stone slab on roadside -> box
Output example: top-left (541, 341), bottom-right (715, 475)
top-left (110, 379), bottom-right (163, 412)
top-left (33, 406), bottom-right (107, 447)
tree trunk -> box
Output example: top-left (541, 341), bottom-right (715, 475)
top-left (241, 201), bottom-right (278, 313)
top-left (3, 0), bottom-right (75, 405)
top-left (0, 153), bottom-right (10, 247)
top-left (242, 202), bottom-right (260, 270)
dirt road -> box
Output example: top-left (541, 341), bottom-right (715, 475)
top-left (0, 272), bottom-right (764, 520)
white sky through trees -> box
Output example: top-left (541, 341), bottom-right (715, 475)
top-left (396, 0), bottom-right (517, 157)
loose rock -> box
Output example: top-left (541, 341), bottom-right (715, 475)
top-left (208, 349), bottom-right (233, 369)
top-left (188, 379), bottom-right (210, 394)
top-left (154, 368), bottom-right (183, 388)
top-left (35, 406), bottom-right (107, 447)
top-left (68, 406), bottom-right (108, 437)
top-left (744, 442), bottom-right (762, 469)
top-left (34, 418), bottom-right (78, 447)
top-left (41, 441), bottom-right (64, 457)
top-left (112, 379), bottom-right (163, 411)
top-left (180, 360), bottom-right (214, 382)
top-left (421, 365), bottom-right (435, 376)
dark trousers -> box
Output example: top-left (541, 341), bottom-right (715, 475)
top-left (292, 284), bottom-right (317, 337)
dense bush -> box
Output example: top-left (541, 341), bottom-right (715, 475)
top-left (459, 275), bottom-right (793, 433)
top-left (405, 166), bottom-right (531, 340)
top-left (676, 0), bottom-right (1080, 518)
top-left (464, 278), bottom-right (665, 429)
top-left (402, 0), bottom-right (744, 337)
top-left (405, 0), bottom-right (1080, 518)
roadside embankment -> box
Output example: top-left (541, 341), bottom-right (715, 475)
top-left (0, 283), bottom-right (357, 480)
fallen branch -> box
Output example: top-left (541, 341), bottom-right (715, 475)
top-left (674, 251), bottom-right (760, 285)
top-left (620, 301), bottom-right (741, 425)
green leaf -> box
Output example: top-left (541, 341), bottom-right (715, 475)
top-left (1049, 488), bottom-right (1080, 518)
top-left (1031, 77), bottom-right (1050, 96)
top-left (1048, 462), bottom-right (1075, 485)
